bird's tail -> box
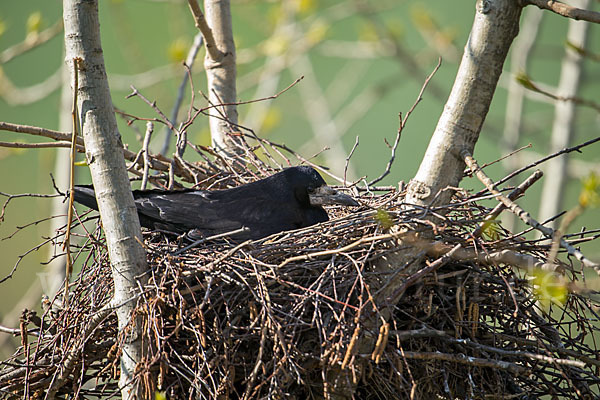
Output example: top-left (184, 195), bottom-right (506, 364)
top-left (73, 185), bottom-right (99, 211)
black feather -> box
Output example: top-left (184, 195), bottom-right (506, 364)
top-left (73, 166), bottom-right (354, 240)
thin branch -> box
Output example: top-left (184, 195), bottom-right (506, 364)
top-left (63, 57), bottom-right (81, 306)
top-left (160, 33), bottom-right (204, 155)
top-left (0, 67), bottom-right (62, 106)
top-left (0, 191), bottom-right (61, 223)
top-left (171, 226), bottom-right (250, 256)
top-left (196, 75), bottom-right (305, 114)
top-left (518, 73), bottom-right (600, 112)
top-left (141, 122), bottom-right (154, 190)
top-left (0, 141), bottom-right (83, 149)
top-left (0, 121), bottom-right (194, 181)
top-left (397, 350), bottom-right (526, 374)
top-left (462, 150), bottom-right (599, 271)
top-left (473, 169), bottom-right (544, 237)
top-left (46, 302), bottom-right (115, 397)
top-left (479, 143), bottom-right (532, 171)
top-left (344, 136), bottom-right (359, 186)
top-left (0, 19), bottom-right (64, 64)
top-left (187, 0), bottom-right (224, 61)
top-left (368, 58), bottom-right (442, 186)
top-left (524, 0), bottom-right (600, 24)
top-left (0, 121), bottom-right (83, 145)
top-left (489, 135), bottom-right (600, 192)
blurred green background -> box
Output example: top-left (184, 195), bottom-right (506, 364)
top-left (0, 0), bottom-right (599, 354)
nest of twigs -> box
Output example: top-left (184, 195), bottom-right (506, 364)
top-left (2, 157), bottom-right (600, 399)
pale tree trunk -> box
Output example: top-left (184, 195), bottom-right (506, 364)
top-left (328, 1), bottom-right (523, 398)
top-left (405, 0), bottom-right (522, 207)
top-left (44, 64), bottom-right (73, 299)
top-left (538, 0), bottom-right (590, 228)
top-left (62, 1), bottom-right (148, 399)
top-left (203, 0), bottom-right (239, 155)
top-left (0, 68), bottom-right (72, 355)
top-left (501, 6), bottom-right (544, 232)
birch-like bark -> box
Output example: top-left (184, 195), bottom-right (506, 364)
top-left (538, 0), bottom-right (590, 228)
top-left (327, 5), bottom-right (523, 396)
top-left (44, 63), bottom-right (72, 300)
top-left (502, 7), bottom-right (544, 168)
top-left (203, 0), bottom-right (239, 155)
top-left (501, 7), bottom-right (544, 231)
top-left (62, 1), bottom-right (148, 399)
top-left (405, 0), bottom-right (522, 207)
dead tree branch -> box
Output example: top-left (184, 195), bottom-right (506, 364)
top-left (524, 0), bottom-right (600, 24)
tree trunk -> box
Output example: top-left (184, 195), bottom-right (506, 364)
top-left (203, 0), bottom-right (239, 155)
top-left (62, 1), bottom-right (149, 399)
top-left (405, 0), bottom-right (522, 207)
top-left (501, 6), bottom-right (544, 232)
top-left (538, 0), bottom-right (590, 228)
top-left (328, 1), bottom-right (523, 398)
top-left (45, 63), bottom-right (73, 299)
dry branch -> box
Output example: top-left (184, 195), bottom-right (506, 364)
top-left (0, 19), bottom-right (64, 64)
top-left (525, 0), bottom-right (600, 24)
top-left (0, 121), bottom-right (201, 183)
top-left (187, 0), bottom-right (223, 62)
top-left (1, 147), bottom-right (599, 398)
top-left (462, 150), bottom-right (599, 271)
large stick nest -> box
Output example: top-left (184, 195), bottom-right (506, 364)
top-left (1, 157), bottom-right (600, 400)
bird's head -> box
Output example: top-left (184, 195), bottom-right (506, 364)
top-left (285, 166), bottom-right (359, 208)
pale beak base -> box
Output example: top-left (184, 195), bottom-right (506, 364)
top-left (308, 185), bottom-right (359, 207)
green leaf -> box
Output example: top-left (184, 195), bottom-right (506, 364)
top-left (515, 72), bottom-right (538, 92)
top-left (168, 37), bottom-right (189, 63)
top-left (579, 172), bottom-right (600, 208)
top-left (26, 12), bottom-right (43, 35)
top-left (375, 208), bottom-right (393, 230)
top-left (531, 268), bottom-right (568, 308)
top-left (480, 219), bottom-right (501, 241)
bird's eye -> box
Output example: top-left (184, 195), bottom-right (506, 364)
top-left (307, 185), bottom-right (315, 192)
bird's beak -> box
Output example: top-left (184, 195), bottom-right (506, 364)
top-left (309, 185), bottom-right (359, 207)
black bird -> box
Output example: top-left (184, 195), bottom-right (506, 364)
top-left (73, 166), bottom-right (358, 240)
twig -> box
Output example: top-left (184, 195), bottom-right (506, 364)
top-left (445, 336), bottom-right (585, 368)
top-left (344, 136), bottom-right (359, 186)
top-left (0, 324), bottom-right (38, 336)
top-left (387, 243), bottom-right (462, 304)
top-left (518, 73), bottom-right (600, 112)
top-left (196, 75), bottom-right (305, 114)
top-left (127, 86), bottom-right (176, 131)
top-left (462, 150), bottom-right (599, 271)
top-left (473, 169), bottom-right (543, 237)
top-left (490, 135), bottom-right (600, 192)
top-left (186, 0), bottom-right (224, 61)
top-left (172, 227), bottom-right (250, 256)
top-left (0, 121), bottom-right (84, 145)
top-left (0, 19), bottom-right (64, 64)
top-left (0, 121), bottom-right (188, 180)
top-left (160, 33), bottom-right (204, 155)
top-left (141, 122), bottom-right (154, 190)
top-left (63, 57), bottom-right (81, 307)
top-left (478, 143), bottom-right (532, 171)
top-left (159, 32), bottom-right (202, 154)
top-left (0, 141), bottom-right (84, 149)
top-left (0, 192), bottom-right (61, 223)
top-left (524, 0), bottom-right (600, 24)
top-left (180, 240), bottom-right (252, 278)
top-left (397, 350), bottom-right (526, 374)
top-left (45, 302), bottom-right (115, 397)
top-left (368, 58), bottom-right (441, 186)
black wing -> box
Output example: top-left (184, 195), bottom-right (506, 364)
top-left (131, 187), bottom-right (317, 239)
